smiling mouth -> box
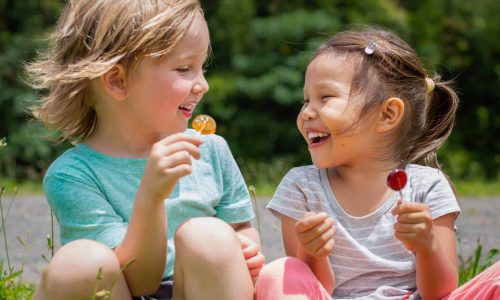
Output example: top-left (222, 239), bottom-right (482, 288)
top-left (307, 132), bottom-right (331, 145)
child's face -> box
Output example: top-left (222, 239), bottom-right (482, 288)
top-left (124, 14), bottom-right (210, 135)
top-left (298, 53), bottom-right (379, 168)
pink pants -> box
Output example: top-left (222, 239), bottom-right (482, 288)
top-left (255, 258), bottom-right (500, 300)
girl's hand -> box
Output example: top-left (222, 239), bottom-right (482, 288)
top-left (236, 233), bottom-right (266, 284)
top-left (140, 133), bottom-right (202, 202)
top-left (295, 212), bottom-right (335, 260)
top-left (391, 200), bottom-right (435, 253)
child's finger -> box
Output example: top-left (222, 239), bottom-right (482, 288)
top-left (295, 212), bottom-right (329, 233)
top-left (159, 132), bottom-right (203, 147)
top-left (396, 211), bottom-right (432, 225)
top-left (394, 222), bottom-right (427, 234)
top-left (296, 218), bottom-right (334, 244)
top-left (246, 252), bottom-right (266, 269)
top-left (241, 241), bottom-right (259, 259)
top-left (162, 141), bottom-right (202, 160)
top-left (392, 202), bottom-right (427, 215)
top-left (315, 238), bottom-right (335, 257)
top-left (305, 226), bottom-right (335, 252)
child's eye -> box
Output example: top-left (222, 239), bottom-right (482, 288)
top-left (321, 95), bottom-right (335, 101)
top-left (302, 99), bottom-right (310, 106)
top-left (176, 67), bottom-right (191, 73)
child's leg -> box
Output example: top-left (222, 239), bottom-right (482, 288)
top-left (33, 239), bottom-right (131, 300)
top-left (442, 261), bottom-right (500, 300)
top-left (172, 217), bottom-right (254, 300)
top-left (255, 257), bottom-right (333, 300)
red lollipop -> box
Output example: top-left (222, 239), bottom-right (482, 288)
top-left (387, 169), bottom-right (407, 201)
top-left (387, 169), bottom-right (407, 191)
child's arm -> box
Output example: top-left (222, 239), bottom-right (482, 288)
top-left (281, 213), bottom-right (336, 294)
top-left (392, 201), bottom-right (458, 299)
top-left (115, 133), bottom-right (202, 296)
top-left (232, 221), bottom-right (266, 284)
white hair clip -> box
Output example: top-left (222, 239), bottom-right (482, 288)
top-left (364, 41), bottom-right (377, 55)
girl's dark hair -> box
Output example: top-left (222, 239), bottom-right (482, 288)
top-left (315, 27), bottom-right (459, 170)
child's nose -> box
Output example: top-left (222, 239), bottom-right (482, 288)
top-left (301, 106), bottom-right (317, 120)
top-left (193, 71), bottom-right (209, 94)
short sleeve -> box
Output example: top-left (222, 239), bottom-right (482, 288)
top-left (44, 172), bottom-right (127, 248)
top-left (212, 137), bottom-right (255, 223)
top-left (267, 168), bottom-right (309, 220)
top-left (422, 170), bottom-right (461, 220)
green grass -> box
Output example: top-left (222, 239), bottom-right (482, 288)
top-left (455, 180), bottom-right (500, 198)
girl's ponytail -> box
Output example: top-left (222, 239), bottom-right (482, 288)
top-left (407, 76), bottom-right (459, 169)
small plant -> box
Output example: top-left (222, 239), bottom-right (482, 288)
top-left (0, 187), bottom-right (36, 299)
top-left (458, 239), bottom-right (499, 285)
top-left (248, 185), bottom-right (262, 234)
top-left (92, 258), bottom-right (136, 300)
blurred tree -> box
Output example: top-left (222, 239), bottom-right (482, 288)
top-left (0, 0), bottom-right (498, 182)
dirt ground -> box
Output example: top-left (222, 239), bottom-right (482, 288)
top-left (1, 195), bottom-right (499, 284)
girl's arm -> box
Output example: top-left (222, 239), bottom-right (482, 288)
top-left (393, 202), bottom-right (458, 299)
top-left (415, 213), bottom-right (458, 299)
top-left (281, 215), bottom-right (336, 294)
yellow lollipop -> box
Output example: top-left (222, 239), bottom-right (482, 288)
top-left (192, 114), bottom-right (217, 135)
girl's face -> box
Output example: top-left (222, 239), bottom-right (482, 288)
top-left (298, 53), bottom-right (379, 169)
top-left (124, 13), bottom-right (210, 135)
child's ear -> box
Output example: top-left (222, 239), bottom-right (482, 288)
top-left (376, 97), bottom-right (404, 132)
top-left (99, 64), bottom-right (127, 101)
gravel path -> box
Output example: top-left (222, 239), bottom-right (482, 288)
top-left (1, 195), bottom-right (499, 284)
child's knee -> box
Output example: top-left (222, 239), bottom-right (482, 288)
top-left (38, 239), bottom-right (121, 299)
top-left (258, 257), bottom-right (309, 284)
top-left (174, 217), bottom-right (240, 261)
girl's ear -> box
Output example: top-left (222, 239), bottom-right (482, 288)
top-left (376, 97), bottom-right (404, 132)
top-left (99, 64), bottom-right (127, 101)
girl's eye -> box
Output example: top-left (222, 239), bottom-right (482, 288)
top-left (302, 99), bottom-right (310, 106)
top-left (321, 95), bottom-right (335, 101)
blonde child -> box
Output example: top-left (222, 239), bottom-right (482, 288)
top-left (256, 28), bottom-right (499, 299)
top-left (27, 1), bottom-right (264, 299)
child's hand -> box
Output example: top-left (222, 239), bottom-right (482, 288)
top-left (391, 200), bottom-right (435, 253)
top-left (295, 212), bottom-right (335, 260)
top-left (140, 133), bottom-right (202, 202)
top-left (236, 233), bottom-right (266, 284)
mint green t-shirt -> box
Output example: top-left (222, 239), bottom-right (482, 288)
top-left (43, 130), bottom-right (255, 279)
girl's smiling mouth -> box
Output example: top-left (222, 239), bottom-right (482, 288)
top-left (307, 130), bottom-right (331, 147)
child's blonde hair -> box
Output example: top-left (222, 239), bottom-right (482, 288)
top-left (27, 0), bottom-right (203, 142)
top-left (315, 27), bottom-right (459, 169)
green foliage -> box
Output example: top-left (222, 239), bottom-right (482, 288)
top-left (1, 0), bottom-right (499, 182)
top-left (458, 240), bottom-right (499, 286)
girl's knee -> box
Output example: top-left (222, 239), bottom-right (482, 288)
top-left (39, 239), bottom-right (122, 299)
top-left (257, 257), bottom-right (310, 285)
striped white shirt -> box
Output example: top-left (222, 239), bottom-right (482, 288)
top-left (268, 164), bottom-right (460, 299)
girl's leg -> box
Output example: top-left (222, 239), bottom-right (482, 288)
top-left (442, 261), bottom-right (500, 300)
top-left (172, 217), bottom-right (254, 300)
top-left (255, 257), bottom-right (333, 300)
top-left (33, 239), bottom-right (132, 300)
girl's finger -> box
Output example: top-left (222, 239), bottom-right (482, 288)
top-left (315, 238), bottom-right (335, 257)
top-left (396, 211), bottom-right (431, 225)
top-left (297, 218), bottom-right (334, 244)
top-left (305, 226), bottom-right (335, 252)
top-left (159, 151), bottom-right (193, 170)
top-left (296, 213), bottom-right (330, 233)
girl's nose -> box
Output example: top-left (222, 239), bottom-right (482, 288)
top-left (301, 106), bottom-right (318, 120)
top-left (193, 71), bottom-right (209, 94)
